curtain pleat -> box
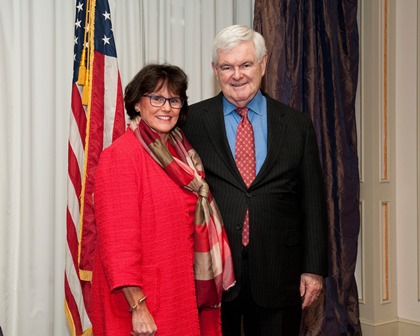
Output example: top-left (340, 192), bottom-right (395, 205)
top-left (254, 1), bottom-right (361, 335)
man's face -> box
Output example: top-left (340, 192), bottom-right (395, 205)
top-left (212, 40), bottom-right (267, 107)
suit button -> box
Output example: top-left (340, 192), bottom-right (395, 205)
top-left (245, 192), bottom-right (252, 198)
top-left (236, 224), bottom-right (242, 231)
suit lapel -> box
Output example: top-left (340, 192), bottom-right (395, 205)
top-left (201, 94), bottom-right (246, 187)
top-left (252, 96), bottom-right (287, 187)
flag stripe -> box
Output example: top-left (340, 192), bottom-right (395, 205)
top-left (65, 244), bottom-right (91, 332)
top-left (68, 146), bottom-right (82, 202)
top-left (113, 74), bottom-right (126, 139)
top-left (65, 216), bottom-right (89, 333)
top-left (103, 56), bottom-right (119, 147)
top-left (71, 84), bottom-right (87, 148)
top-left (64, 274), bottom-right (82, 335)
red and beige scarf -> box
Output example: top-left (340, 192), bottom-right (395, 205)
top-left (130, 117), bottom-right (236, 309)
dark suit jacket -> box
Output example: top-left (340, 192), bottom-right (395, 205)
top-left (182, 91), bottom-right (328, 308)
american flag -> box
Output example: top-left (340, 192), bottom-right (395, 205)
top-left (65, 0), bottom-right (125, 334)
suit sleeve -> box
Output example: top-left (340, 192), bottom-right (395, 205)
top-left (299, 120), bottom-right (328, 276)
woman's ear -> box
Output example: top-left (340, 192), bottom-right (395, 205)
top-left (134, 102), bottom-right (141, 114)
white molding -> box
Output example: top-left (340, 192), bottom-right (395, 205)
top-left (360, 317), bottom-right (420, 334)
top-left (360, 318), bottom-right (398, 327)
top-left (357, 200), bottom-right (365, 303)
top-left (380, 200), bottom-right (391, 304)
top-left (399, 317), bottom-right (420, 327)
top-left (379, 0), bottom-right (390, 183)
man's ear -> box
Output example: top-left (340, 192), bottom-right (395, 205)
top-left (260, 53), bottom-right (268, 76)
top-left (211, 62), bottom-right (219, 81)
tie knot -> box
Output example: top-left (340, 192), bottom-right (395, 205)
top-left (235, 107), bottom-right (249, 118)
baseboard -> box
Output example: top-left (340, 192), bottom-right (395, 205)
top-left (398, 318), bottom-right (420, 335)
top-left (360, 317), bottom-right (420, 336)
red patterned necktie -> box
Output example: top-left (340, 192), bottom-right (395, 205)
top-left (235, 107), bottom-right (256, 246)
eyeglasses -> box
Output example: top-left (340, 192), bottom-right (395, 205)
top-left (142, 94), bottom-right (185, 109)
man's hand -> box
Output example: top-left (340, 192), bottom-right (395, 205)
top-left (300, 273), bottom-right (323, 309)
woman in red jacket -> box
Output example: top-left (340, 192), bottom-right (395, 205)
top-left (91, 63), bottom-right (235, 336)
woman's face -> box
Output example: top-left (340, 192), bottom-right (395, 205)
top-left (135, 85), bottom-right (182, 143)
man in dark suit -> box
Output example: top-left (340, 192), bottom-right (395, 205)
top-left (183, 25), bottom-right (328, 336)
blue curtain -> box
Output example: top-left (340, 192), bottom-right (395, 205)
top-left (254, 1), bottom-right (361, 335)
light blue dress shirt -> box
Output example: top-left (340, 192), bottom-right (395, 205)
top-left (223, 91), bottom-right (268, 174)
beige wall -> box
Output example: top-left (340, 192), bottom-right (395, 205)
top-left (358, 0), bottom-right (420, 335)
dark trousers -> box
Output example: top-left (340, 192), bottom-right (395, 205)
top-left (221, 248), bottom-right (301, 336)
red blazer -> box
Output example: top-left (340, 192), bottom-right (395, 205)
top-left (91, 129), bottom-right (201, 335)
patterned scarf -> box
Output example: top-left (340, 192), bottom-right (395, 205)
top-left (130, 117), bottom-right (236, 308)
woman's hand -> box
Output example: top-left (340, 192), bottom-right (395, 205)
top-left (130, 303), bottom-right (157, 336)
top-left (122, 286), bottom-right (157, 336)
